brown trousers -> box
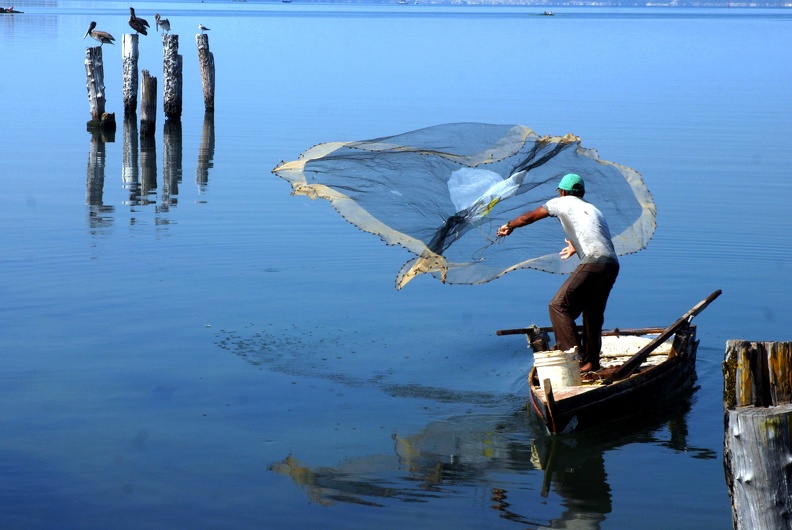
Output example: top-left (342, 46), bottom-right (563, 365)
top-left (548, 261), bottom-right (620, 369)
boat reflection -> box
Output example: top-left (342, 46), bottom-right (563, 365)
top-left (270, 396), bottom-right (715, 527)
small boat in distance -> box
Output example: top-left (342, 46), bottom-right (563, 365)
top-left (498, 290), bottom-right (721, 435)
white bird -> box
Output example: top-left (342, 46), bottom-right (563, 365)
top-left (198, 24), bottom-right (210, 34)
top-left (155, 13), bottom-right (170, 33)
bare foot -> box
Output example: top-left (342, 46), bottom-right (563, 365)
top-left (579, 362), bottom-right (600, 373)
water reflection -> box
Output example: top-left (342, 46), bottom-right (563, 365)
top-left (270, 398), bottom-right (714, 528)
top-left (197, 111), bottom-right (215, 189)
top-left (162, 119), bottom-right (182, 208)
top-left (140, 121), bottom-right (157, 202)
top-left (86, 114), bottom-right (213, 223)
top-left (86, 130), bottom-right (115, 231)
top-left (121, 115), bottom-right (140, 204)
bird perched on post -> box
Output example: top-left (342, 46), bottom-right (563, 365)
top-left (198, 24), bottom-right (210, 34)
top-left (128, 7), bottom-right (150, 35)
top-left (154, 13), bottom-right (170, 34)
top-left (83, 21), bottom-right (116, 46)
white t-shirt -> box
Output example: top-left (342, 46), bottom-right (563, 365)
top-left (545, 196), bottom-right (618, 264)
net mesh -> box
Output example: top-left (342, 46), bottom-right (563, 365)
top-left (273, 123), bottom-right (656, 289)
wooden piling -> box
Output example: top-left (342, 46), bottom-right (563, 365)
top-left (196, 33), bottom-right (215, 112)
top-left (139, 70), bottom-right (157, 139)
top-left (122, 34), bottom-right (139, 115)
top-left (162, 34), bottom-right (183, 120)
top-left (84, 46), bottom-right (115, 132)
top-left (723, 340), bottom-right (792, 529)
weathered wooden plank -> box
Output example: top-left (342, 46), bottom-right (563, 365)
top-left (725, 406), bottom-right (792, 530)
top-left (724, 340), bottom-right (792, 528)
top-left (724, 340), bottom-right (792, 408)
top-left (768, 342), bottom-right (792, 405)
top-left (497, 326), bottom-right (669, 337)
top-left (139, 70), bottom-right (157, 139)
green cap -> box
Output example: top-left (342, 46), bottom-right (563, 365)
top-left (558, 173), bottom-right (585, 193)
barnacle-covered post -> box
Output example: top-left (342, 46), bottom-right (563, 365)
top-left (122, 34), bottom-right (139, 115)
top-left (723, 340), bottom-right (792, 529)
top-left (196, 33), bottom-right (215, 112)
top-left (85, 46), bottom-right (115, 131)
top-left (162, 34), bottom-right (182, 120)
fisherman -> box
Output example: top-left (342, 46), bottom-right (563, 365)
top-left (497, 173), bottom-right (619, 373)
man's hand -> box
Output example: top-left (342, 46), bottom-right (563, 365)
top-left (559, 239), bottom-right (576, 260)
top-left (497, 223), bottom-right (512, 237)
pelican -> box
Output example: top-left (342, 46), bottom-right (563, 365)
top-left (128, 7), bottom-right (150, 36)
top-left (154, 13), bottom-right (170, 33)
top-left (198, 24), bottom-right (210, 34)
top-left (83, 21), bottom-right (116, 46)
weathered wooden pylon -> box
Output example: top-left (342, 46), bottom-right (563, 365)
top-left (196, 33), bottom-right (215, 112)
top-left (723, 340), bottom-right (792, 530)
top-left (122, 34), bottom-right (139, 115)
top-left (84, 46), bottom-right (115, 132)
top-left (162, 34), bottom-right (183, 120)
top-left (139, 70), bottom-right (157, 138)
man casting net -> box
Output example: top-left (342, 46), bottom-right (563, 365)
top-left (272, 123), bottom-right (655, 289)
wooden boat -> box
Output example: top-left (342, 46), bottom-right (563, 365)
top-left (499, 290), bottom-right (721, 435)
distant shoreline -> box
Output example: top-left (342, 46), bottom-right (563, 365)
top-left (290, 1), bottom-right (791, 8)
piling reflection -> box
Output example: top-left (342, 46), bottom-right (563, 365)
top-left (162, 119), bottom-right (183, 208)
top-left (270, 396), bottom-right (715, 527)
top-left (86, 130), bottom-right (115, 230)
top-left (197, 111), bottom-right (215, 188)
top-left (139, 122), bottom-right (157, 203)
top-left (122, 114), bottom-right (141, 205)
top-left (87, 112), bottom-right (206, 226)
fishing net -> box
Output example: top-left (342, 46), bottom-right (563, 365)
top-left (273, 123), bottom-right (655, 289)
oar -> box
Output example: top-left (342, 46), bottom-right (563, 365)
top-left (496, 326), bottom-right (669, 337)
top-left (602, 289), bottom-right (722, 385)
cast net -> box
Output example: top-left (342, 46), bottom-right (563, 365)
top-left (273, 123), bottom-right (655, 289)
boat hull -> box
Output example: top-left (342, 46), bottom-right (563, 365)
top-left (528, 329), bottom-right (699, 434)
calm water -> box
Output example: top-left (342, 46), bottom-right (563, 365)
top-left (1, 2), bottom-right (791, 528)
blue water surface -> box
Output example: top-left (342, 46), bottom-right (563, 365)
top-left (1, 2), bottom-right (791, 529)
